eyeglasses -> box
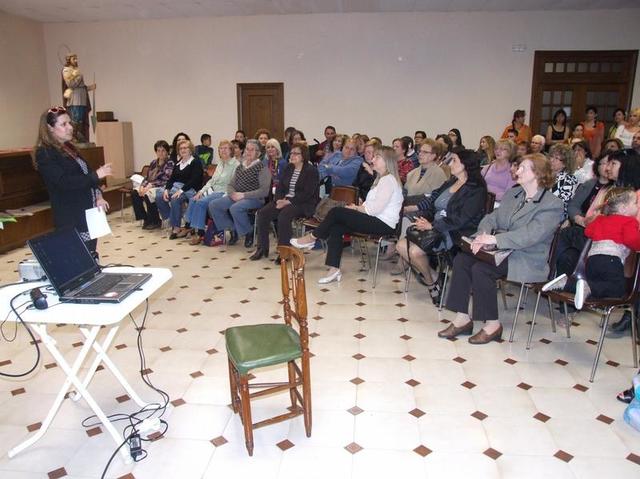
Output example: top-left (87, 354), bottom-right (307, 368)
top-left (48, 106), bottom-right (67, 114)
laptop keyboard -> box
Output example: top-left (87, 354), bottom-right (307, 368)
top-left (78, 274), bottom-right (125, 296)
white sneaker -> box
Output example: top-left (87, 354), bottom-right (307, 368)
top-left (318, 269), bottom-right (342, 284)
top-left (290, 237), bottom-right (315, 250)
top-left (574, 279), bottom-right (591, 310)
top-left (542, 274), bottom-right (567, 292)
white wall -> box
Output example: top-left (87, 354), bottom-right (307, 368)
top-left (30, 9), bottom-right (640, 168)
top-left (0, 11), bottom-right (50, 150)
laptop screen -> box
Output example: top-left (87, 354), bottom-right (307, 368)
top-left (27, 229), bottom-right (100, 296)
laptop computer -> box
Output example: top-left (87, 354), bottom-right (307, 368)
top-left (27, 229), bottom-right (151, 304)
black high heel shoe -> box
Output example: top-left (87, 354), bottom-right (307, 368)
top-left (249, 248), bottom-right (267, 261)
top-left (617, 386), bottom-right (634, 404)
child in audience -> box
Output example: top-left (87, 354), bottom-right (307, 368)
top-left (195, 133), bottom-right (215, 168)
top-left (543, 187), bottom-right (640, 309)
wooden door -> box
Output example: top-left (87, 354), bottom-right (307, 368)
top-left (530, 50), bottom-right (637, 136)
top-left (237, 83), bottom-right (284, 141)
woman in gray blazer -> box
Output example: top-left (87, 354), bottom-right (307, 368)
top-left (439, 153), bottom-right (564, 344)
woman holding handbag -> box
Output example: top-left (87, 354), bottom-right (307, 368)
top-left (396, 150), bottom-right (487, 303)
top-left (440, 153), bottom-right (564, 344)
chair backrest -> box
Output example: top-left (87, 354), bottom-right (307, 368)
top-left (278, 246), bottom-right (309, 347)
top-left (330, 186), bottom-right (358, 204)
top-left (485, 191), bottom-right (496, 214)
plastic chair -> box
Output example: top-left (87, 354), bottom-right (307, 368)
top-left (225, 246), bottom-right (311, 455)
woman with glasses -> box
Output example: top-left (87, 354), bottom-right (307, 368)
top-left (34, 106), bottom-right (113, 253)
top-left (250, 143), bottom-right (319, 263)
top-left (404, 138), bottom-right (447, 201)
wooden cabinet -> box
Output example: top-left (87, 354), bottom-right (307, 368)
top-left (96, 121), bottom-right (134, 185)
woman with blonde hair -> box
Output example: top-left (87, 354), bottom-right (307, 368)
top-left (290, 146), bottom-right (403, 284)
top-left (615, 107), bottom-right (640, 148)
top-left (263, 138), bottom-right (286, 190)
top-left (476, 135), bottom-right (496, 166)
top-left (482, 139), bottom-right (516, 201)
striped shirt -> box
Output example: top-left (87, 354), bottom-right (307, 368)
top-left (286, 168), bottom-right (301, 198)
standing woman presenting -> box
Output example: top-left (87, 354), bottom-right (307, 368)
top-left (34, 106), bottom-right (112, 253)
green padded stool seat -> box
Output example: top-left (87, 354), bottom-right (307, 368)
top-left (225, 324), bottom-right (302, 375)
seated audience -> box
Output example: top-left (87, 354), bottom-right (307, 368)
top-left (208, 139), bottom-right (272, 247)
top-left (263, 138), bottom-right (287, 190)
top-left (255, 128), bottom-right (271, 159)
top-left (318, 138), bottom-right (362, 189)
top-left (169, 132), bottom-right (190, 163)
top-left (317, 134), bottom-right (348, 177)
top-left (184, 140), bottom-right (240, 245)
top-left (516, 140), bottom-right (530, 158)
top-left (476, 135), bottom-right (496, 166)
top-left (404, 138), bottom-right (447, 200)
top-left (251, 143), bottom-right (319, 262)
top-left (571, 141), bottom-right (594, 184)
top-left (530, 134), bottom-right (546, 154)
top-left (553, 152), bottom-right (612, 284)
top-left (440, 153), bottom-right (563, 343)
top-left (231, 139), bottom-right (244, 160)
top-left (435, 134), bottom-right (454, 176)
top-left (315, 125), bottom-right (337, 162)
top-left (290, 146), bottom-right (403, 284)
top-left (356, 134), bottom-right (370, 158)
top-left (544, 187), bottom-right (640, 309)
top-left (546, 108), bottom-right (570, 148)
top-left (569, 123), bottom-right (585, 144)
top-left (482, 139), bottom-right (516, 201)
top-left (353, 139), bottom-right (380, 202)
top-left (403, 136), bottom-right (418, 167)
top-left (582, 105), bottom-right (605, 157)
top-left (132, 140), bottom-right (174, 230)
top-left (633, 130), bottom-right (640, 154)
top-left (397, 149), bottom-right (487, 303)
top-left (500, 109), bottom-right (532, 143)
top-left (549, 143), bottom-right (578, 215)
top-left (195, 133), bottom-right (215, 168)
top-left (157, 139), bottom-right (204, 239)
top-left (280, 126), bottom-right (297, 160)
top-left (414, 130), bottom-right (427, 147)
top-left (235, 130), bottom-right (246, 143)
top-left (448, 128), bottom-right (465, 149)
top-left (608, 108), bottom-right (626, 139)
top-left (614, 107), bottom-right (640, 148)
top-left (602, 137), bottom-right (623, 153)
top-left (393, 137), bottom-right (414, 183)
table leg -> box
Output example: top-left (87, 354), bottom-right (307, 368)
top-left (8, 325), bottom-right (132, 464)
top-left (70, 326), bottom-right (149, 408)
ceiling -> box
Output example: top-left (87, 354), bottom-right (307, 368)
top-left (0, 0), bottom-right (638, 23)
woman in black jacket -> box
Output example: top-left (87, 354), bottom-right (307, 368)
top-left (156, 139), bottom-right (203, 239)
top-left (396, 149), bottom-right (487, 302)
top-left (250, 143), bottom-right (319, 263)
top-left (34, 106), bottom-right (112, 253)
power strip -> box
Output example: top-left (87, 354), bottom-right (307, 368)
top-left (139, 417), bottom-right (162, 437)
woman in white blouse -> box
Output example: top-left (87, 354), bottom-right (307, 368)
top-left (291, 146), bottom-right (403, 284)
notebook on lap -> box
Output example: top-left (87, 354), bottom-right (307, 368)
top-left (27, 229), bottom-right (151, 304)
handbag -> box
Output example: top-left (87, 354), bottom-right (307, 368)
top-left (405, 225), bottom-right (443, 253)
top-left (313, 197), bottom-right (346, 222)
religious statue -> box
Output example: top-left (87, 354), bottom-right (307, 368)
top-left (62, 53), bottom-right (96, 144)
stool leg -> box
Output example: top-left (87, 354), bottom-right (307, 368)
top-left (238, 374), bottom-right (254, 456)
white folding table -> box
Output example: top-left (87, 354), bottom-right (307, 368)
top-left (0, 267), bottom-right (172, 464)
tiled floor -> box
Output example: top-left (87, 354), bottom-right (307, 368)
top-left (1, 209), bottom-right (639, 478)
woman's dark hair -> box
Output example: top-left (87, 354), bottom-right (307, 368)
top-left (585, 105), bottom-right (598, 116)
top-left (511, 109), bottom-right (526, 128)
top-left (612, 149), bottom-right (640, 189)
top-left (552, 109), bottom-right (567, 126)
top-left (448, 128), bottom-right (464, 148)
top-left (456, 149), bottom-right (486, 189)
top-left (571, 140), bottom-right (592, 160)
top-left (612, 108), bottom-right (626, 119)
top-left (284, 126), bottom-right (297, 143)
top-left (393, 137), bottom-right (410, 156)
top-left (154, 140), bottom-right (170, 152)
top-left (170, 132), bottom-right (191, 160)
top-left (593, 150), bottom-right (612, 179)
top-left (435, 134), bottom-right (453, 152)
top-left (401, 135), bottom-right (414, 151)
top-left (414, 130), bottom-right (427, 139)
top-left (230, 139), bottom-right (245, 153)
top-left (293, 129), bottom-right (306, 141)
